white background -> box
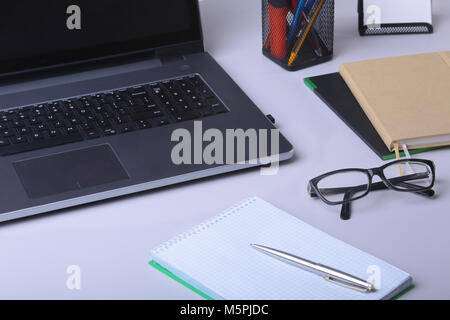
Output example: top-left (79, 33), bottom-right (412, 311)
top-left (0, 0), bottom-right (449, 299)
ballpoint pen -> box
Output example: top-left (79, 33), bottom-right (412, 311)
top-left (251, 244), bottom-right (375, 292)
top-left (288, 0), bottom-right (325, 66)
top-left (286, 0), bottom-right (308, 45)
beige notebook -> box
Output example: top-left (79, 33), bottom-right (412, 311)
top-left (339, 51), bottom-right (450, 152)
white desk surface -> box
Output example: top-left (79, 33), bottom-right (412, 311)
top-left (1, 0), bottom-right (449, 299)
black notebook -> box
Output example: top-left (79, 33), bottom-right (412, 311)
top-left (304, 72), bottom-right (441, 160)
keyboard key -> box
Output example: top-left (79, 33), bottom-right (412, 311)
top-left (80, 122), bottom-right (93, 131)
top-left (86, 129), bottom-right (100, 139)
top-left (200, 109), bottom-right (214, 117)
top-left (0, 133), bottom-right (83, 156)
top-left (198, 88), bottom-right (215, 98)
top-left (118, 108), bottom-right (130, 116)
top-left (19, 127), bottom-right (31, 135)
top-left (78, 108), bottom-right (89, 116)
top-left (156, 119), bottom-right (169, 126)
top-left (29, 118), bottom-right (41, 125)
top-left (131, 112), bottom-right (154, 121)
top-left (0, 139), bottom-right (10, 147)
top-left (36, 124), bottom-right (48, 131)
top-left (103, 128), bottom-right (117, 136)
top-left (176, 79), bottom-right (191, 89)
top-left (2, 130), bottom-right (14, 137)
top-left (54, 121), bottom-right (65, 128)
top-left (17, 113), bottom-right (28, 120)
top-left (175, 111), bottom-right (198, 122)
top-left (12, 136), bottom-right (26, 144)
top-left (152, 109), bottom-right (163, 117)
top-left (1, 115), bottom-right (12, 123)
top-left (212, 105), bottom-right (227, 114)
top-left (97, 119), bottom-right (110, 128)
top-left (49, 129), bottom-right (60, 137)
top-left (207, 98), bottom-right (227, 113)
top-left (178, 104), bottom-right (190, 112)
top-left (12, 120), bottom-right (24, 128)
top-left (137, 120), bottom-right (151, 129)
top-left (206, 98), bottom-right (220, 107)
top-left (129, 87), bottom-right (147, 97)
top-left (194, 101), bottom-right (205, 109)
top-left (50, 106), bottom-right (62, 114)
top-left (32, 132), bottom-right (44, 141)
top-left (65, 127), bottom-right (78, 135)
top-left (121, 126), bottom-right (135, 133)
top-left (46, 115), bottom-right (57, 122)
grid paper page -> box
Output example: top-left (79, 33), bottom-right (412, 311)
top-left (152, 197), bottom-right (411, 300)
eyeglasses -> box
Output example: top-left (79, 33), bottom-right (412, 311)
top-left (308, 159), bottom-right (436, 220)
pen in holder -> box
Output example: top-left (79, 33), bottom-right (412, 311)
top-left (262, 0), bottom-right (334, 71)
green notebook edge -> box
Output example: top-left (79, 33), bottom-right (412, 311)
top-left (149, 260), bottom-right (413, 300)
top-left (304, 77), bottom-right (444, 160)
top-left (382, 149), bottom-right (442, 161)
top-left (149, 260), bottom-right (214, 300)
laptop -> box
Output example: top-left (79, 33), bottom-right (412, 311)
top-left (0, 0), bottom-right (294, 223)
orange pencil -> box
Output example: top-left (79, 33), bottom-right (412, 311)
top-left (288, 0), bottom-right (325, 66)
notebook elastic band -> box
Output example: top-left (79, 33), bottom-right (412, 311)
top-left (394, 142), bottom-right (400, 160)
top-left (393, 142), bottom-right (403, 176)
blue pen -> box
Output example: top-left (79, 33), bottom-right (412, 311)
top-left (288, 0), bottom-right (315, 45)
top-left (304, 0), bottom-right (315, 13)
top-left (287, 0), bottom-right (308, 45)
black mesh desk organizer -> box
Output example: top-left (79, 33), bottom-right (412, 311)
top-left (262, 0), bottom-right (334, 71)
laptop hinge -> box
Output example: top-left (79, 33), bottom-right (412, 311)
top-left (155, 41), bottom-right (204, 64)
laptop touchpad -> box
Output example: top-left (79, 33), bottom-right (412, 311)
top-left (13, 145), bottom-right (130, 199)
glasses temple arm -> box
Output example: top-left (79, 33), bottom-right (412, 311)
top-left (339, 183), bottom-right (433, 222)
top-left (396, 182), bottom-right (435, 197)
top-left (340, 191), bottom-right (355, 220)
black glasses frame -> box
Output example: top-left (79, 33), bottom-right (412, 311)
top-left (308, 159), bottom-right (436, 220)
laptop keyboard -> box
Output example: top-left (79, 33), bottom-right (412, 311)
top-left (0, 75), bottom-right (228, 156)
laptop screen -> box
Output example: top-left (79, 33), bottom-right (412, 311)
top-left (0, 0), bottom-right (202, 75)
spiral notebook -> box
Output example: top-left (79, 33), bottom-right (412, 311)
top-left (150, 197), bottom-right (412, 300)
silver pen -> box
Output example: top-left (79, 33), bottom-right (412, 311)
top-left (251, 244), bottom-right (374, 293)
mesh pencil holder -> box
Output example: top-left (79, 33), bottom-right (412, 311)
top-left (262, 0), bottom-right (334, 71)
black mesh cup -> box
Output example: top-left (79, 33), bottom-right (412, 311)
top-left (262, 0), bottom-right (334, 71)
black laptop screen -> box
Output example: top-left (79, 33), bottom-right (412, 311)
top-left (0, 0), bottom-right (202, 75)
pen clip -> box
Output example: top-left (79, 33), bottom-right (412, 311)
top-left (324, 276), bottom-right (373, 293)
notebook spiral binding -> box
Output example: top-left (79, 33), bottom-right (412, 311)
top-left (152, 197), bottom-right (258, 255)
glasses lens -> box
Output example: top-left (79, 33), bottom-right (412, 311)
top-left (316, 171), bottom-right (370, 204)
top-left (383, 161), bottom-right (433, 191)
